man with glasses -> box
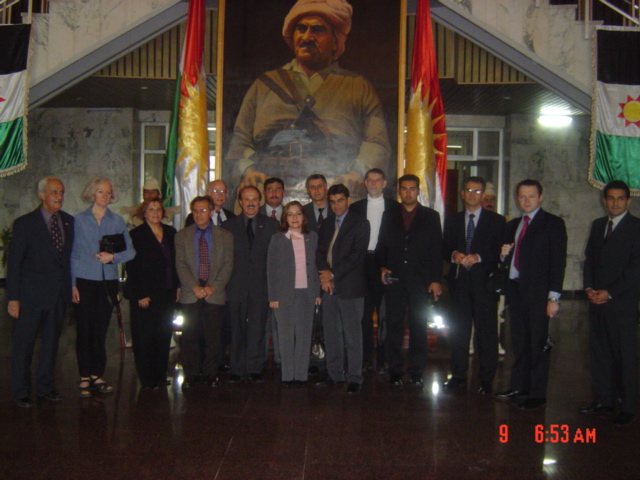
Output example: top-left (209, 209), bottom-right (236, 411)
top-left (185, 180), bottom-right (236, 228)
top-left (443, 177), bottom-right (505, 394)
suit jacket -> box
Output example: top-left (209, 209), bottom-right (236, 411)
top-left (184, 208), bottom-right (235, 228)
top-left (376, 204), bottom-right (442, 291)
top-left (303, 201), bottom-right (334, 233)
top-left (126, 222), bottom-right (179, 301)
top-left (317, 210), bottom-right (369, 299)
top-left (175, 223), bottom-right (234, 305)
top-left (7, 208), bottom-right (74, 308)
top-left (443, 208), bottom-right (506, 291)
top-left (222, 213), bottom-right (280, 302)
top-left (503, 208), bottom-right (567, 304)
top-left (583, 213), bottom-right (640, 314)
top-left (267, 231), bottom-right (320, 305)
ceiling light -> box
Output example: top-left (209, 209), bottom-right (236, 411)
top-left (538, 115), bottom-right (572, 127)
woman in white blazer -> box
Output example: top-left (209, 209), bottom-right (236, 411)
top-left (267, 201), bottom-right (321, 386)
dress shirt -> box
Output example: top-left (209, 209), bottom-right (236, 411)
top-left (214, 208), bottom-right (228, 226)
top-left (451, 208), bottom-right (483, 263)
top-left (312, 202), bottom-right (329, 222)
top-left (40, 206), bottom-right (65, 244)
top-left (71, 206), bottom-right (135, 285)
top-left (267, 205), bottom-right (283, 220)
top-left (366, 195), bottom-right (385, 251)
top-left (604, 211), bottom-right (627, 238)
top-left (243, 214), bottom-right (258, 233)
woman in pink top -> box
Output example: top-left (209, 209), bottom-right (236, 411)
top-left (267, 201), bottom-right (321, 385)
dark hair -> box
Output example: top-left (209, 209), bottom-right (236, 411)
top-left (398, 174), bottom-right (420, 187)
top-left (327, 183), bottom-right (350, 198)
top-left (237, 185), bottom-right (262, 201)
top-left (190, 195), bottom-right (214, 212)
top-left (365, 168), bottom-right (386, 181)
top-left (305, 173), bottom-right (327, 188)
top-left (463, 176), bottom-right (486, 191)
top-left (603, 180), bottom-right (630, 198)
top-left (516, 179), bottom-right (543, 196)
top-left (279, 201), bottom-right (309, 233)
top-left (264, 177), bottom-right (284, 190)
top-left (134, 199), bottom-right (165, 223)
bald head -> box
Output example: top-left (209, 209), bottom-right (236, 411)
top-left (208, 180), bottom-right (229, 211)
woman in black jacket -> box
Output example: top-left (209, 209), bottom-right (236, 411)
top-left (127, 200), bottom-right (180, 389)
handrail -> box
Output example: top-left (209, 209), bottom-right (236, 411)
top-left (599, 0), bottom-right (640, 25)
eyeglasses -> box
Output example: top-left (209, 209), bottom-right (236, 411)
top-left (465, 188), bottom-right (484, 195)
top-left (210, 189), bottom-right (227, 195)
top-left (193, 208), bottom-right (210, 213)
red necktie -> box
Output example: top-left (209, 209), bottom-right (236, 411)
top-left (271, 209), bottom-right (277, 219)
top-left (514, 215), bottom-right (530, 271)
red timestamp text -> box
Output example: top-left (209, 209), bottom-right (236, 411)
top-left (498, 425), bottom-right (597, 443)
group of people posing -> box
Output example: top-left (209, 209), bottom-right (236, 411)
top-left (7, 172), bottom-right (638, 427)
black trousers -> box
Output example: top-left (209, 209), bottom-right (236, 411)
top-left (384, 282), bottom-right (429, 377)
top-left (10, 293), bottom-right (66, 398)
top-left (229, 300), bottom-right (269, 376)
top-left (449, 273), bottom-right (498, 383)
top-left (506, 281), bottom-right (550, 399)
top-left (362, 252), bottom-right (385, 366)
top-left (74, 278), bottom-right (117, 378)
top-left (130, 289), bottom-right (177, 387)
top-left (181, 301), bottom-right (223, 379)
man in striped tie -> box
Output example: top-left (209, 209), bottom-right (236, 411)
top-left (443, 177), bottom-right (505, 395)
top-left (495, 179), bottom-right (567, 410)
top-left (259, 177), bottom-right (285, 220)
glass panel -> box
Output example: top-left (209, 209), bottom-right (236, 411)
top-left (478, 130), bottom-right (500, 157)
top-left (447, 130), bottom-right (473, 156)
top-left (144, 126), bottom-right (166, 151)
top-left (144, 154), bottom-right (165, 184)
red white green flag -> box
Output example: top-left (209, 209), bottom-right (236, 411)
top-left (162, 0), bottom-right (208, 218)
top-left (0, 25), bottom-right (30, 177)
top-left (405, 0), bottom-right (447, 216)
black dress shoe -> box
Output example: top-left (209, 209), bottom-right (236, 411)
top-left (249, 373), bottom-right (264, 383)
top-left (314, 376), bottom-right (344, 388)
top-left (478, 381), bottom-right (493, 395)
top-left (347, 382), bottom-right (361, 394)
top-left (207, 376), bottom-right (220, 388)
top-left (308, 366), bottom-right (319, 375)
top-left (409, 375), bottom-right (424, 387)
top-left (516, 398), bottom-right (546, 410)
top-left (282, 380), bottom-right (295, 387)
top-left (494, 389), bottom-right (528, 400)
top-left (38, 390), bottom-right (63, 402)
top-left (15, 396), bottom-right (33, 408)
top-left (389, 373), bottom-right (403, 386)
top-left (579, 402), bottom-right (615, 415)
top-left (295, 380), bottom-right (307, 386)
top-left (228, 374), bottom-right (243, 383)
top-left (443, 377), bottom-right (466, 389)
top-left (612, 412), bottom-right (635, 427)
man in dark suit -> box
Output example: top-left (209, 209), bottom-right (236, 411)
top-left (376, 174), bottom-right (442, 387)
top-left (259, 177), bottom-right (285, 220)
top-left (175, 196), bottom-right (234, 390)
top-left (223, 186), bottom-right (280, 382)
top-left (316, 184), bottom-right (370, 394)
top-left (581, 180), bottom-right (640, 427)
top-left (350, 168), bottom-right (399, 373)
top-left (442, 177), bottom-right (505, 394)
top-left (303, 174), bottom-right (334, 233)
top-left (495, 179), bottom-right (567, 409)
top-left (7, 177), bottom-right (74, 407)
top-left (185, 180), bottom-right (236, 227)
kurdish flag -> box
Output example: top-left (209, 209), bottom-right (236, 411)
top-left (590, 27), bottom-right (640, 192)
top-left (405, 0), bottom-right (447, 217)
top-left (0, 25), bottom-right (30, 178)
top-left (162, 0), bottom-right (208, 220)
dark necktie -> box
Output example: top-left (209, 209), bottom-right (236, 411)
top-left (271, 209), bottom-right (277, 219)
top-left (514, 215), bottom-right (530, 271)
top-left (247, 217), bottom-right (255, 247)
top-left (318, 207), bottom-right (324, 226)
top-left (50, 213), bottom-right (63, 260)
top-left (198, 229), bottom-right (210, 282)
top-left (605, 219), bottom-right (613, 242)
top-left (465, 213), bottom-right (475, 270)
top-left (216, 210), bottom-right (222, 226)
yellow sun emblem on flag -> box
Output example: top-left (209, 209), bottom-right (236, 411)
top-left (618, 95), bottom-right (640, 128)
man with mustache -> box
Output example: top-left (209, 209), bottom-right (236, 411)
top-left (259, 177), bottom-right (285, 220)
top-left (224, 0), bottom-right (390, 201)
top-left (7, 177), bottom-right (74, 407)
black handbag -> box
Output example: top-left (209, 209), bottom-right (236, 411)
top-left (99, 233), bottom-right (126, 254)
top-left (310, 305), bottom-right (325, 361)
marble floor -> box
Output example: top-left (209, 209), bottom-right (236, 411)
top-left (1, 292), bottom-right (638, 480)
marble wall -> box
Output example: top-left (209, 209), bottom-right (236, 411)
top-left (444, 0), bottom-right (593, 91)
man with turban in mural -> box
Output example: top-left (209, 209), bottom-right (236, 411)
top-left (224, 0), bottom-right (391, 201)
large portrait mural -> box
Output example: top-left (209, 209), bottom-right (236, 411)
top-left (219, 0), bottom-right (401, 205)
